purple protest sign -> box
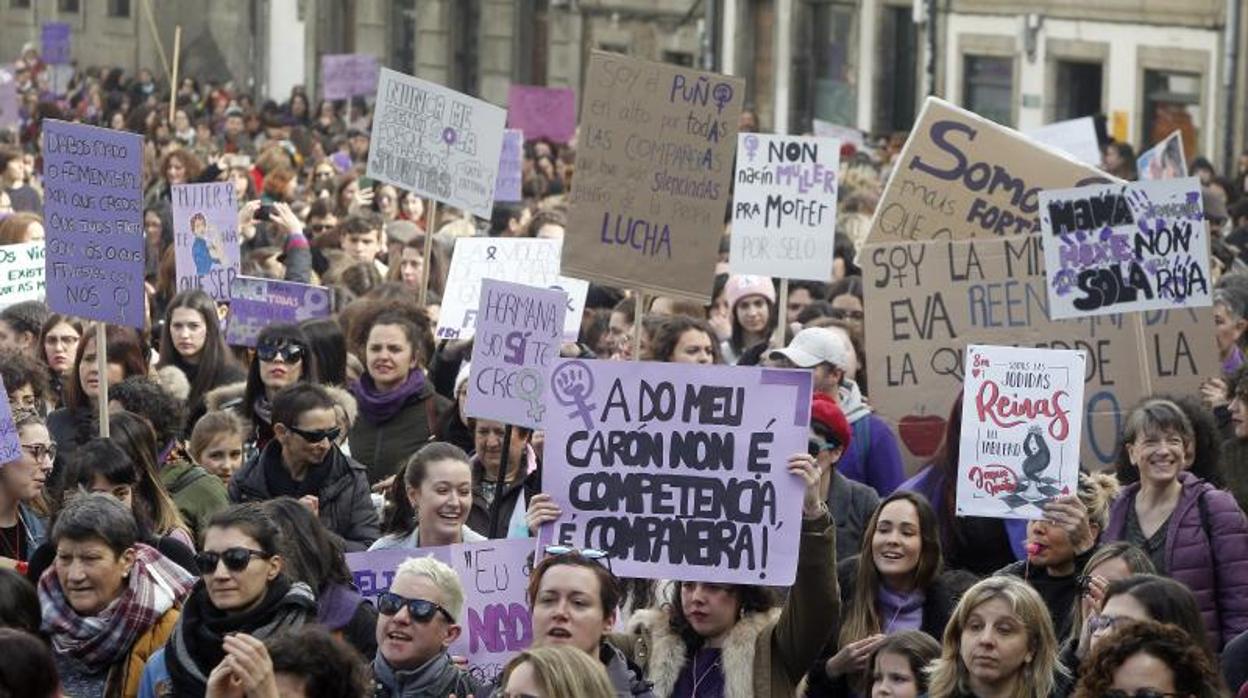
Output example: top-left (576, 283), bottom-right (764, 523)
top-left (225, 276), bottom-right (333, 347)
top-left (41, 23), bottom-right (71, 65)
top-left (506, 85), bottom-right (576, 143)
top-left (172, 183), bottom-right (241, 302)
top-left (0, 70), bottom-right (18, 132)
top-left (494, 129), bottom-right (523, 203)
top-left (321, 53), bottom-right (379, 101)
top-left (43, 120), bottom-right (146, 329)
top-left (537, 360), bottom-right (813, 585)
top-left (346, 539), bottom-right (535, 686)
top-left (0, 374), bottom-right (21, 465)
top-left (465, 279), bottom-right (567, 430)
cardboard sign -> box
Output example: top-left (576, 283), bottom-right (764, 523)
top-left (465, 279), bottom-right (567, 430)
top-left (225, 276), bottom-right (333, 347)
top-left (957, 345), bottom-right (1085, 519)
top-left (41, 23), bottom-right (71, 65)
top-left (536, 359), bottom-right (812, 585)
top-left (367, 67), bottom-right (507, 219)
top-left (730, 134), bottom-right (839, 280)
top-left (0, 242), bottom-right (46, 308)
top-left (0, 374), bottom-right (21, 466)
top-left (1040, 177), bottom-right (1211, 319)
top-left (346, 539), bottom-right (533, 686)
top-left (563, 51), bottom-right (744, 302)
top-left (1137, 131), bottom-right (1188, 181)
top-left (321, 53), bottom-right (379, 101)
top-left (0, 70), bottom-right (18, 132)
top-left (437, 238), bottom-right (586, 341)
top-left (1023, 116), bottom-right (1101, 166)
top-left (506, 85), bottom-right (576, 143)
top-left (42, 120), bottom-right (146, 329)
top-left (172, 182), bottom-right (241, 302)
top-left (494, 129), bottom-right (524, 203)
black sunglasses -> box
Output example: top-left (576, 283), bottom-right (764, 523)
top-left (377, 592), bottom-right (456, 623)
top-left (543, 545), bottom-right (614, 574)
top-left (195, 547), bottom-right (269, 574)
top-left (256, 342), bottom-right (304, 363)
top-left (286, 424), bottom-right (341, 443)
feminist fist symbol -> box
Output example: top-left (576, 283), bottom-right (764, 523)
top-left (551, 360), bottom-right (596, 431)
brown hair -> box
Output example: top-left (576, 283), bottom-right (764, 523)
top-left (64, 324), bottom-right (149, 411)
top-left (527, 552), bottom-right (620, 623)
top-left (0, 212), bottom-right (41, 244)
top-left (1072, 620), bottom-right (1225, 698)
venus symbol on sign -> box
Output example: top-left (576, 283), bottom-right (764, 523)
top-left (551, 360), bottom-right (596, 431)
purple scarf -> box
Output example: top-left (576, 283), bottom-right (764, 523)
top-left (877, 585), bottom-right (925, 634)
top-left (351, 370), bottom-right (426, 424)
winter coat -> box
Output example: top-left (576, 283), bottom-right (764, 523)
top-left (56, 605), bottom-right (181, 698)
top-left (467, 453), bottom-right (540, 540)
top-left (1103, 472), bottom-right (1248, 650)
top-left (372, 651), bottom-right (481, 698)
top-left (17, 500), bottom-right (46, 557)
top-left (612, 513), bottom-right (839, 698)
top-left (828, 470), bottom-right (880, 562)
top-left (835, 381), bottom-right (906, 496)
top-left (996, 546), bottom-right (1096, 641)
top-left (348, 381), bottom-right (451, 485)
top-left (159, 458), bottom-right (229, 547)
top-left (229, 441), bottom-right (380, 551)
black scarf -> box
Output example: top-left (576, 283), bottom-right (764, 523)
top-left (165, 575), bottom-right (316, 697)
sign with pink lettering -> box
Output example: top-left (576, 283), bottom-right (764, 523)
top-left (957, 345), bottom-right (1085, 520)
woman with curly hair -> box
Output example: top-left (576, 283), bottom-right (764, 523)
top-left (1073, 619), bottom-right (1226, 698)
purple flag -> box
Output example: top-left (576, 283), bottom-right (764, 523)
top-left (321, 54), bottom-right (379, 101)
top-left (172, 183), bottom-right (241, 302)
top-left (225, 276), bottom-right (333, 347)
top-left (506, 85), bottom-right (576, 143)
top-left (494, 129), bottom-right (523, 203)
top-left (41, 23), bottom-right (71, 65)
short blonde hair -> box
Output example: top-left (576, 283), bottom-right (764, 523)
top-left (500, 645), bottom-right (615, 698)
top-left (395, 556), bottom-right (465, 621)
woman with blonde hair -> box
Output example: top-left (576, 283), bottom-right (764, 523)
top-left (500, 645), bottom-right (616, 698)
top-left (927, 576), bottom-right (1064, 698)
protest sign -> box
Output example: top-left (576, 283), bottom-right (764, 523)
top-left (957, 345), bottom-right (1085, 519)
top-left (1137, 131), bottom-right (1187, 181)
top-left (506, 85), bottom-right (576, 143)
top-left (464, 279), bottom-right (567, 430)
top-left (812, 119), bottom-right (865, 150)
top-left (0, 70), bottom-right (18, 132)
top-left (321, 53), bottom-right (379, 101)
top-left (0, 375), bottom-right (20, 465)
top-left (494, 129), bottom-right (523, 203)
top-left (0, 242), bottom-right (46, 308)
top-left (563, 51), bottom-right (744, 302)
top-left (346, 539), bottom-right (533, 686)
top-left (41, 23), bottom-right (71, 65)
top-left (1040, 177), bottom-right (1210, 319)
top-left (42, 120), bottom-right (146, 329)
top-left (367, 67), bottom-right (507, 219)
top-left (537, 359), bottom-right (812, 585)
top-left (171, 182), bottom-right (241, 302)
top-left (1023, 116), bottom-right (1101, 166)
top-left (225, 276), bottom-right (333, 347)
top-left (437, 238), bottom-right (586, 341)
top-left (730, 134), bottom-right (839, 280)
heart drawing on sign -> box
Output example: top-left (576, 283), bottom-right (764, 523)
top-left (972, 369), bottom-right (980, 378)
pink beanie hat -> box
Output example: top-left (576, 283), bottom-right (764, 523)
top-left (725, 274), bottom-right (777, 310)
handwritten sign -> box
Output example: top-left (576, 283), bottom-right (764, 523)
top-left (563, 51), bottom-right (744, 302)
top-left (1040, 177), bottom-right (1211, 319)
top-left (0, 242), bottom-right (46, 308)
top-left (438, 238), bottom-right (586, 341)
top-left (172, 182), bottom-right (241, 302)
top-left (41, 23), bottom-right (71, 65)
top-left (1023, 116), bottom-right (1101, 166)
top-left (494, 129), bottom-right (523, 203)
top-left (367, 67), bottom-right (506, 220)
top-left (42, 120), bottom-right (145, 329)
top-left (537, 360), bottom-right (812, 585)
top-left (0, 374), bottom-right (21, 466)
top-left (730, 134), bottom-right (839, 280)
top-left (1137, 131), bottom-right (1188, 181)
top-left (321, 53), bottom-right (379, 101)
top-left (465, 279), bottom-right (567, 430)
top-left (346, 539), bottom-right (534, 686)
top-left (506, 85), bottom-right (577, 143)
top-left (957, 345), bottom-right (1085, 519)
top-left (225, 276), bottom-right (333, 347)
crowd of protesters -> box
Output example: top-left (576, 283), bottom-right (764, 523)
top-left (2, 41), bottom-right (1248, 698)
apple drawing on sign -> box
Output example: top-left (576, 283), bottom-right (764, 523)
top-left (899, 413), bottom-right (946, 457)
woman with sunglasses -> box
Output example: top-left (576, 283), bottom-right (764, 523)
top-left (373, 442), bottom-right (485, 550)
top-left (0, 410), bottom-right (54, 574)
top-left (239, 324), bottom-right (317, 456)
top-left (156, 290), bottom-right (245, 428)
top-left (1073, 620), bottom-right (1226, 698)
top-left (138, 503), bottom-right (318, 698)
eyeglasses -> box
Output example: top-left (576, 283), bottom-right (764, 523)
top-left (21, 443), bottom-right (56, 462)
top-left (1088, 614), bottom-right (1132, 634)
top-left (828, 308), bottom-right (865, 321)
top-left (256, 342), bottom-right (304, 363)
top-left (377, 591), bottom-right (456, 623)
top-left (194, 547), bottom-right (269, 574)
top-left (543, 545), bottom-right (613, 574)
top-left (286, 424), bottom-right (341, 443)
top-left (1103, 691), bottom-right (1181, 698)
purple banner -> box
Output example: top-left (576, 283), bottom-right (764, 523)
top-left (537, 360), bottom-right (812, 585)
top-left (225, 276), bottom-right (333, 347)
top-left (465, 279), bottom-right (567, 430)
top-left (0, 374), bottom-right (21, 465)
top-left (346, 539), bottom-right (534, 686)
top-left (321, 53), bottom-right (379, 101)
top-left (41, 23), bottom-right (71, 65)
top-left (42, 120), bottom-right (146, 329)
top-left (494, 129), bottom-right (523, 203)
top-left (506, 85), bottom-right (576, 143)
top-left (172, 183), bottom-right (241, 302)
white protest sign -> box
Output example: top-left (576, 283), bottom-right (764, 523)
top-left (812, 119), bottom-right (865, 149)
top-left (0, 242), bottom-right (46, 308)
top-left (1023, 116), bottom-right (1101, 166)
top-left (1040, 176), bottom-right (1211, 319)
top-left (957, 345), bottom-right (1085, 519)
top-left (1137, 131), bottom-right (1188, 181)
top-left (367, 67), bottom-right (507, 219)
top-left (730, 134), bottom-right (839, 280)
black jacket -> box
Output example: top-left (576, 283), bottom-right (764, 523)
top-left (995, 545), bottom-right (1097, 641)
top-left (467, 455), bottom-right (540, 539)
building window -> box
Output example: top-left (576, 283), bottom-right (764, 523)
top-left (599, 43), bottom-right (628, 55)
top-left (963, 55), bottom-right (1013, 127)
top-left (57, 0), bottom-right (79, 12)
top-left (108, 0), bottom-right (130, 17)
top-left (1054, 60), bottom-right (1102, 121)
top-left (876, 6), bottom-right (918, 132)
top-left (662, 51), bottom-right (694, 67)
top-left (810, 2), bottom-right (858, 128)
top-left (11, 0), bottom-right (32, 9)
top-left (1142, 69), bottom-right (1200, 164)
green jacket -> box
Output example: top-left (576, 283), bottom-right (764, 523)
top-left (160, 457), bottom-right (230, 547)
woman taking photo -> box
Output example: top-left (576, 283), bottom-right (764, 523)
top-left (1073, 620), bottom-right (1226, 698)
top-left (371, 442), bottom-right (485, 549)
top-left (720, 275), bottom-right (777, 365)
top-left (1102, 397), bottom-right (1248, 650)
top-left (156, 290), bottom-right (244, 425)
top-left (39, 494), bottom-right (194, 698)
top-left (0, 410), bottom-right (54, 572)
top-left (239, 324), bottom-right (318, 455)
top-left (39, 314), bottom-right (81, 410)
top-left (138, 503), bottom-right (318, 697)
